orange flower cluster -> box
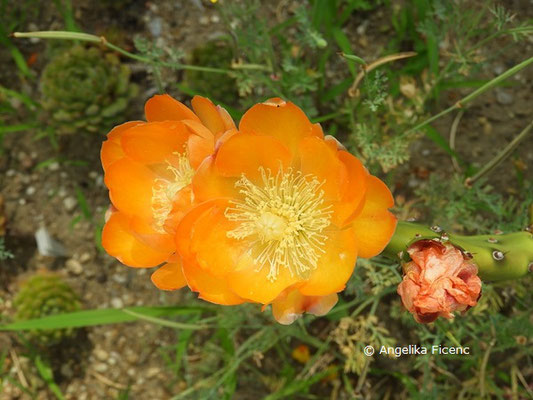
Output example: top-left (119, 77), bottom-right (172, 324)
top-left (101, 94), bottom-right (396, 324)
top-left (397, 240), bottom-right (482, 323)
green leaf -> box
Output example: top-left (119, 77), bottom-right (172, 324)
top-left (339, 52), bottom-right (366, 65)
top-left (331, 27), bottom-right (357, 77)
top-left (0, 306), bottom-right (211, 331)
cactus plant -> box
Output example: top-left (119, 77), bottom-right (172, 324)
top-left (14, 273), bottom-right (81, 346)
top-left (40, 45), bottom-right (138, 135)
top-left (384, 222), bottom-right (533, 281)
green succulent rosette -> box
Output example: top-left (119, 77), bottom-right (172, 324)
top-left (40, 45), bottom-right (138, 135)
top-left (14, 273), bottom-right (81, 346)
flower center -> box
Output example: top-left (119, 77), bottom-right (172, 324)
top-left (151, 152), bottom-right (194, 233)
top-left (225, 167), bottom-right (332, 282)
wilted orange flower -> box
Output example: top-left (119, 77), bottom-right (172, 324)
top-left (174, 98), bottom-right (397, 323)
top-left (101, 94), bottom-right (235, 273)
top-left (397, 240), bottom-right (482, 323)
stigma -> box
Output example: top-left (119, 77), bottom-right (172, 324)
top-left (225, 167), bottom-right (332, 281)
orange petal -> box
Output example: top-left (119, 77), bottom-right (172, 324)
top-left (182, 119), bottom-right (215, 140)
top-left (120, 121), bottom-right (190, 164)
top-left (298, 136), bottom-right (347, 201)
top-left (105, 158), bottom-right (155, 221)
top-left (214, 133), bottom-right (292, 180)
top-left (102, 211), bottom-right (170, 267)
top-left (175, 199), bottom-right (228, 259)
top-left (151, 262), bottom-right (187, 290)
top-left (186, 134), bottom-right (214, 170)
top-left (189, 204), bottom-right (249, 277)
top-left (351, 175), bottom-right (397, 258)
top-left (216, 105), bottom-right (237, 132)
top-left (101, 121), bottom-right (143, 171)
top-left (299, 227), bottom-right (358, 296)
top-left (226, 252), bottom-right (303, 304)
top-left (191, 96), bottom-right (235, 137)
top-left (334, 151), bottom-right (368, 226)
top-left (181, 258), bottom-right (245, 305)
top-left (192, 156), bottom-right (240, 202)
top-left (311, 123), bottom-right (325, 139)
top-left (129, 215), bottom-right (175, 253)
top-left (145, 94), bottom-right (200, 122)
top-left (272, 290), bottom-right (338, 324)
top-left (239, 98), bottom-right (318, 154)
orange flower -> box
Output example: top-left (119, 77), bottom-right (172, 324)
top-left (175, 98), bottom-right (396, 323)
top-left (101, 94), bottom-right (235, 272)
top-left (397, 240), bottom-right (482, 323)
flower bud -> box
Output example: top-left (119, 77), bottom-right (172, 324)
top-left (397, 240), bottom-right (482, 323)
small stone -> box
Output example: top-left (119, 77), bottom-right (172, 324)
top-left (19, 198), bottom-right (26, 205)
top-left (126, 352), bottom-right (139, 364)
top-left (146, 367), bottom-right (160, 378)
top-left (111, 298), bottom-right (124, 308)
top-left (63, 197), bottom-right (77, 212)
top-left (148, 17), bottom-right (163, 37)
top-left (94, 363), bottom-right (108, 373)
top-left (496, 89), bottom-right (513, 105)
top-left (48, 162), bottom-right (60, 171)
top-left (112, 274), bottom-right (127, 284)
top-left (66, 258), bottom-right (83, 275)
top-left (79, 252), bottom-right (91, 263)
top-left (6, 169), bottom-right (16, 177)
top-left (94, 348), bottom-right (108, 362)
top-left (25, 186), bottom-right (36, 196)
top-left (89, 171), bottom-right (98, 180)
top-left (199, 15), bottom-right (209, 25)
top-left (60, 364), bottom-right (73, 378)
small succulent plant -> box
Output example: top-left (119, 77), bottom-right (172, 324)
top-left (14, 273), bottom-right (81, 346)
top-left (40, 45), bottom-right (138, 135)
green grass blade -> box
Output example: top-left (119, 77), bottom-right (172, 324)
top-left (121, 308), bottom-right (213, 330)
top-left (34, 356), bottom-right (65, 400)
top-left (0, 123), bottom-right (38, 134)
top-left (0, 35), bottom-right (34, 79)
top-left (423, 125), bottom-right (464, 164)
top-left (0, 306), bottom-right (210, 331)
top-left (75, 186), bottom-right (92, 220)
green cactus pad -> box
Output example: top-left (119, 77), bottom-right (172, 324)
top-left (40, 45), bottom-right (138, 135)
top-left (384, 222), bottom-right (533, 281)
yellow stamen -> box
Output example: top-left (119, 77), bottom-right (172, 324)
top-left (151, 152), bottom-right (194, 233)
top-left (225, 167), bottom-right (332, 282)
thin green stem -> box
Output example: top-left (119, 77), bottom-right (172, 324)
top-left (468, 26), bottom-right (533, 55)
top-left (466, 119), bottom-right (533, 186)
top-left (12, 31), bottom-right (231, 74)
top-left (405, 56), bottom-right (533, 135)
